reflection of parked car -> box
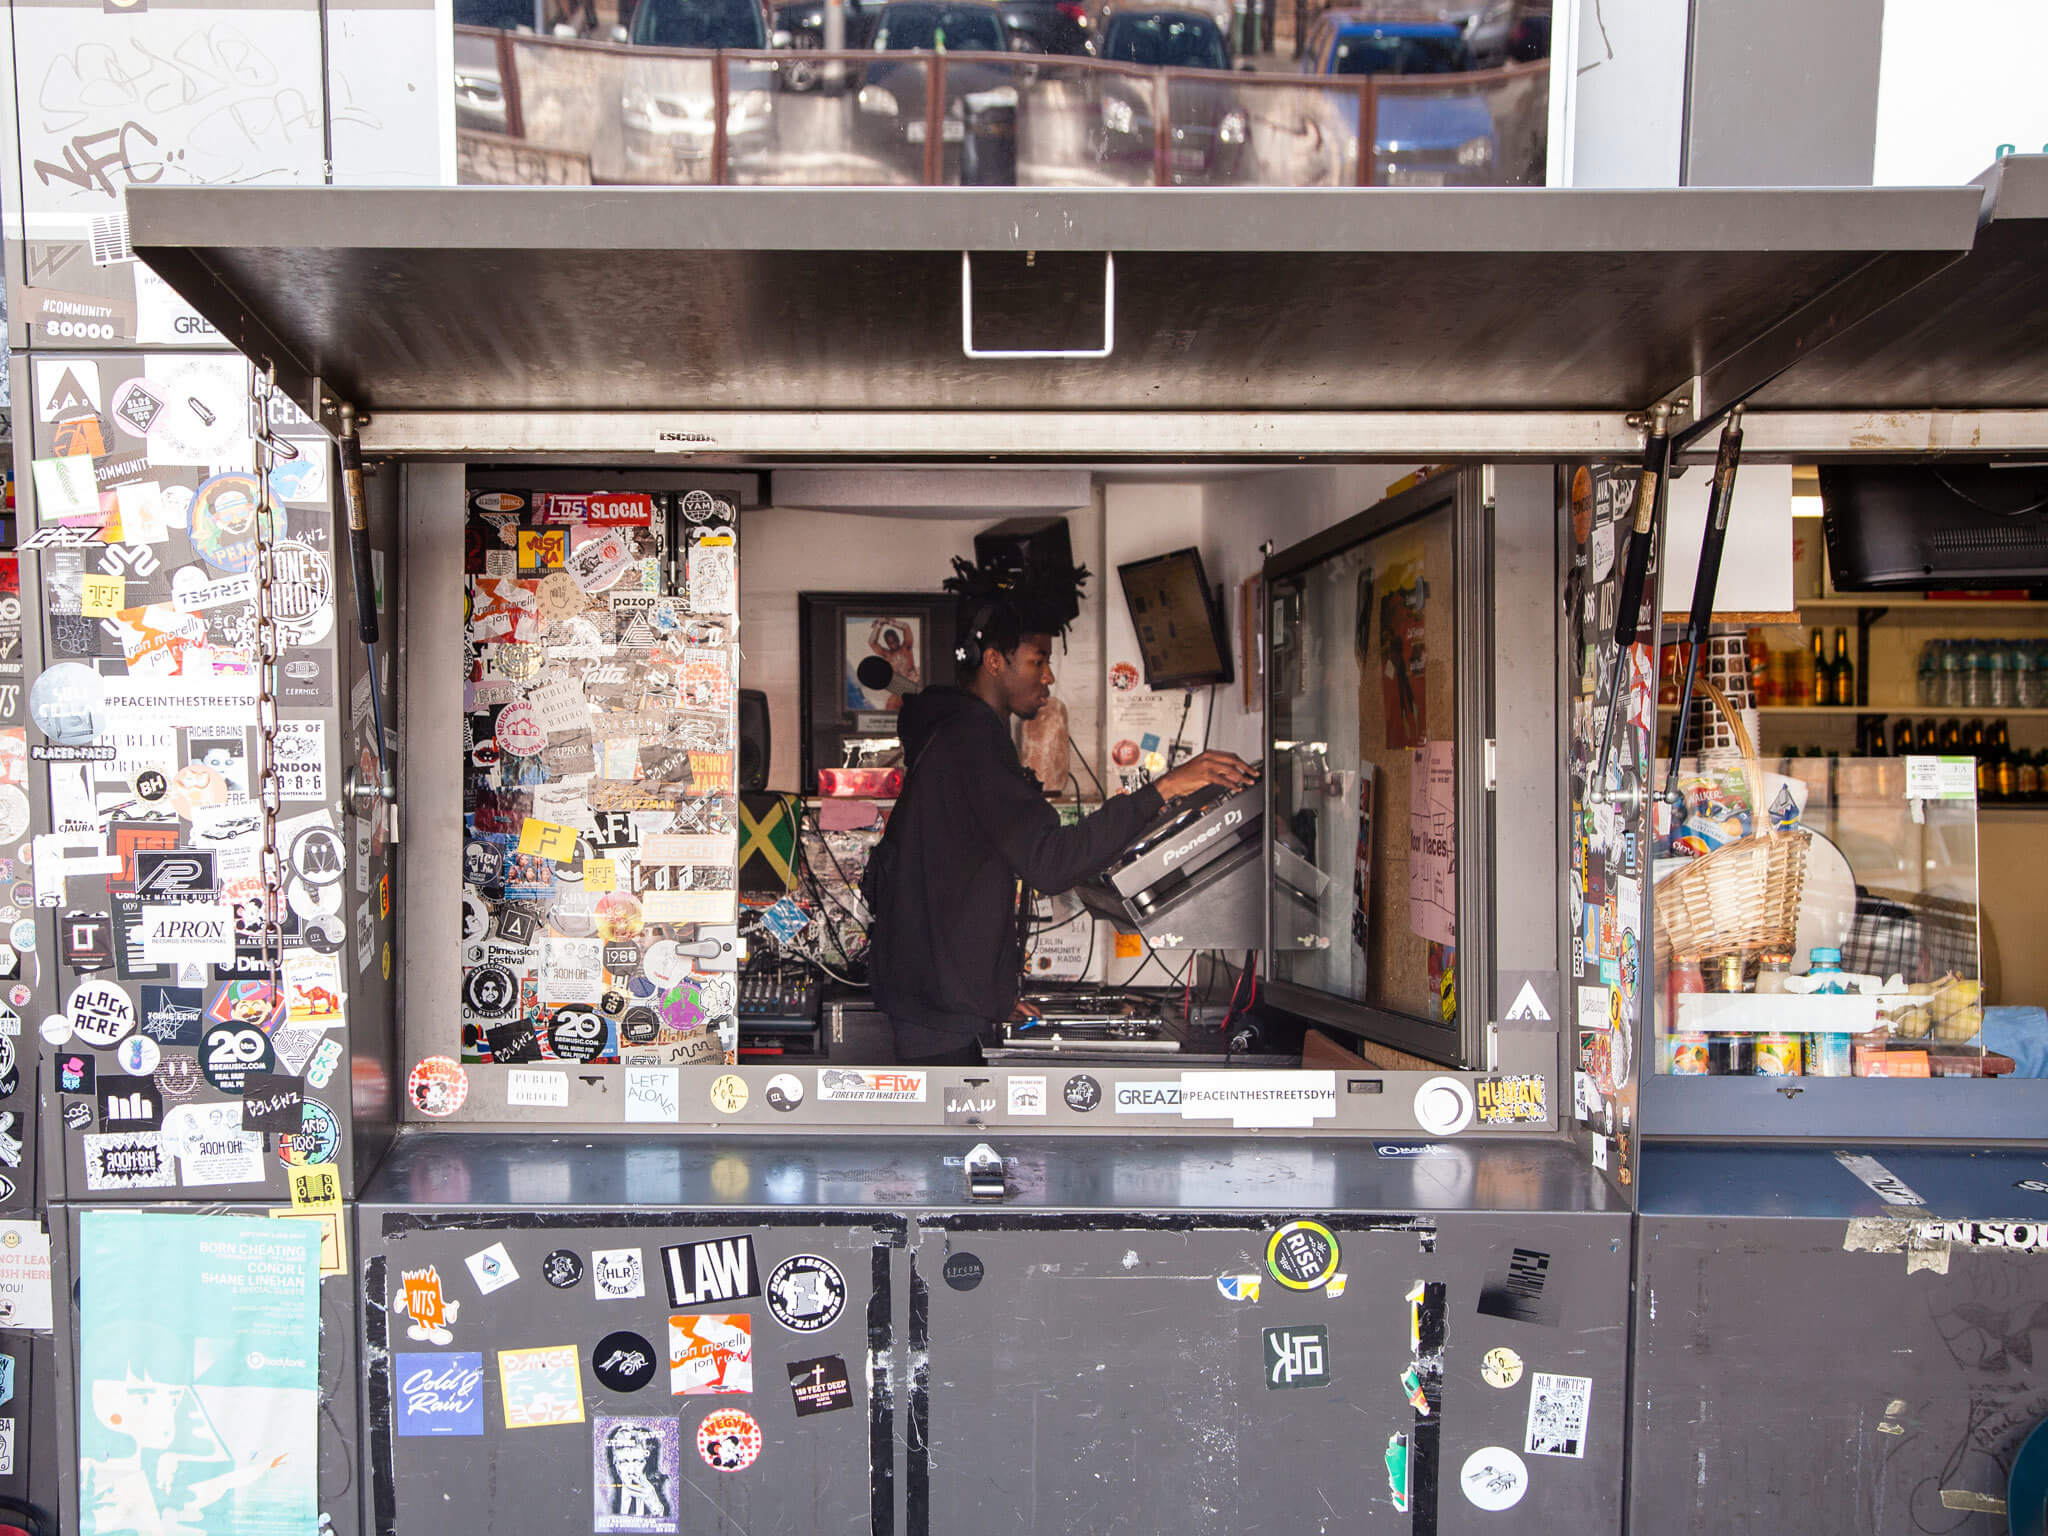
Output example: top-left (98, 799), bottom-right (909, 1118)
top-left (621, 0), bottom-right (781, 176)
top-left (773, 0), bottom-right (882, 89)
top-left (454, 28), bottom-right (511, 134)
top-left (1091, 8), bottom-right (1245, 183)
top-left (1300, 13), bottom-right (1497, 184)
top-left (857, 1), bottom-right (1018, 154)
top-left (997, 0), bottom-right (1093, 55)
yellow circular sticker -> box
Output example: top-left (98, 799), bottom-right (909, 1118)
top-left (710, 1074), bottom-right (748, 1114)
top-left (1266, 1219), bottom-right (1340, 1291)
top-left (1481, 1347), bottom-right (1523, 1389)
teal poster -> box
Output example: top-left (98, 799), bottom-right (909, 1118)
top-left (79, 1211), bottom-right (322, 1536)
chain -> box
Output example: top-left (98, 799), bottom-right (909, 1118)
top-left (250, 365), bottom-right (286, 1002)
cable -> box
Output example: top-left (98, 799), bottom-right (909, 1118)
top-left (1066, 730), bottom-right (1107, 799)
top-left (1202, 682), bottom-right (1216, 753)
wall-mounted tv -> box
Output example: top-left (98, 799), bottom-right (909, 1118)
top-left (1117, 547), bottom-right (1235, 690)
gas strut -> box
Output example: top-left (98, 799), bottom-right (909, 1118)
top-left (1593, 401), bottom-right (1674, 791)
top-left (339, 404), bottom-right (398, 837)
top-left (1662, 405), bottom-right (1746, 805)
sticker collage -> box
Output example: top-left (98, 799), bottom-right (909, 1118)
top-left (1565, 463), bottom-right (1650, 1188)
top-left (451, 488), bottom-right (741, 1112)
top-left (21, 351), bottom-right (373, 1201)
top-left (390, 1230), bottom-right (858, 1527)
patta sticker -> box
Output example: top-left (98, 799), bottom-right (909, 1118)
top-left (696, 1408), bottom-right (761, 1472)
top-left (1266, 1220), bottom-right (1341, 1291)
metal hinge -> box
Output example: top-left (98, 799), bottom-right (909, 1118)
top-left (1483, 738), bottom-right (1497, 790)
top-left (963, 1142), bottom-right (1008, 1201)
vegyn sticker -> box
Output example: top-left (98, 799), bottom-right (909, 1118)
top-left (1113, 1081), bottom-right (1182, 1113)
top-left (815, 1069), bottom-right (926, 1104)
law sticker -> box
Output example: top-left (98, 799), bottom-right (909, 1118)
top-left (1460, 1446), bottom-right (1528, 1511)
top-left (1524, 1371), bottom-right (1592, 1458)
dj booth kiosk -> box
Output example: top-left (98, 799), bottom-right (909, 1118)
top-left (26, 165), bottom-right (2048, 1532)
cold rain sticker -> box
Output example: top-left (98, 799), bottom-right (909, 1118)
top-left (1524, 1371), bottom-right (1592, 1458)
top-left (1266, 1220), bottom-right (1341, 1292)
top-left (395, 1353), bottom-right (485, 1437)
top-left (593, 1416), bottom-right (680, 1535)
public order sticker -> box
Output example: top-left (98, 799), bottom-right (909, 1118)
top-left (1524, 1371), bottom-right (1592, 1458)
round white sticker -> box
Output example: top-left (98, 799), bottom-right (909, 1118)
top-left (1460, 1447), bottom-right (1529, 1512)
top-left (39, 1014), bottom-right (71, 1046)
top-left (67, 979), bottom-right (137, 1048)
top-left (1480, 1347), bottom-right (1524, 1389)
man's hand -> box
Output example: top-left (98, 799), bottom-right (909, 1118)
top-left (1155, 751), bottom-right (1258, 803)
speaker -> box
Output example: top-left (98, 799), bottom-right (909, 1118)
top-left (974, 516), bottom-right (1073, 582)
top-left (738, 689), bottom-right (770, 791)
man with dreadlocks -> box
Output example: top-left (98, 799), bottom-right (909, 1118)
top-left (865, 551), bottom-right (1255, 1065)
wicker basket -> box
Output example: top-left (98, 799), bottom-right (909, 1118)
top-left (1654, 680), bottom-right (1813, 966)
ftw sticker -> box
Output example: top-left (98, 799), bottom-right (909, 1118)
top-left (662, 1235), bottom-right (759, 1307)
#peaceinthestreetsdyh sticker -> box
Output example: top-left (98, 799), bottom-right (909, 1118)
top-left (1266, 1219), bottom-right (1341, 1291)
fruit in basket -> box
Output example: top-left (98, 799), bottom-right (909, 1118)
top-left (1928, 976), bottom-right (1982, 1043)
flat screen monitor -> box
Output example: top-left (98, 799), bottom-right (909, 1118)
top-left (1820, 465), bottom-right (2048, 591)
top-left (1117, 548), bottom-right (1234, 690)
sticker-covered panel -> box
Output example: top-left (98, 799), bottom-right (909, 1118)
top-left (1562, 463), bottom-right (1649, 1192)
top-left (363, 1212), bottom-right (893, 1534)
top-left (453, 488), bottom-right (742, 1105)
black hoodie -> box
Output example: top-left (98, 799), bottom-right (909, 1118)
top-left (868, 686), bottom-right (1164, 1056)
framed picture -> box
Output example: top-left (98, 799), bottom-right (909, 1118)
top-left (798, 592), bottom-right (958, 794)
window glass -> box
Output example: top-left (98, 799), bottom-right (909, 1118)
top-left (1104, 13), bottom-right (1228, 69)
top-left (1330, 30), bottom-right (1467, 75)
top-left (874, 4), bottom-right (1006, 49)
top-left (632, 0), bottom-right (767, 49)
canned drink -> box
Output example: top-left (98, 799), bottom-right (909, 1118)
top-left (1667, 1035), bottom-right (1711, 1075)
top-left (1708, 1035), bottom-right (1755, 1075)
top-left (1753, 1034), bottom-right (1804, 1076)
top-left (1805, 1033), bottom-right (1853, 1077)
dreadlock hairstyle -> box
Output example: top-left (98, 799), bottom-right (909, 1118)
top-left (943, 548), bottom-right (1091, 683)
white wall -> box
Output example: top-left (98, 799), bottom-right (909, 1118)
top-left (1550, 0), bottom-right (1690, 187)
top-left (738, 501), bottom-right (1103, 792)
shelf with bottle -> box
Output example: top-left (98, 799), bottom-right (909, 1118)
top-left (1743, 713), bottom-right (2048, 805)
top-left (1794, 597), bottom-right (2048, 613)
top-left (1659, 704), bottom-right (2048, 717)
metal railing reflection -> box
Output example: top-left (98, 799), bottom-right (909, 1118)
top-left (455, 24), bottom-right (1546, 188)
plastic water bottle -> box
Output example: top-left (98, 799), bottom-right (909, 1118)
top-left (1990, 643), bottom-right (2014, 708)
top-left (1941, 641), bottom-right (1965, 707)
top-left (1965, 639), bottom-right (1992, 708)
top-left (1918, 642), bottom-right (1940, 706)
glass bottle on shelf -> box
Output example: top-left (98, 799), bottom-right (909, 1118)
top-left (1810, 628), bottom-right (1831, 707)
top-left (1832, 628), bottom-right (1855, 706)
top-left (1891, 717), bottom-right (1914, 756)
top-left (2025, 750), bottom-right (2046, 802)
top-left (1942, 641), bottom-right (1966, 707)
top-left (2018, 643), bottom-right (2040, 709)
top-left (1968, 718), bottom-right (1988, 757)
top-left (1992, 720), bottom-right (2016, 802)
top-left (1916, 718), bottom-right (1940, 752)
top-left (1965, 638), bottom-right (1992, 708)
top-left (1939, 718), bottom-right (1964, 753)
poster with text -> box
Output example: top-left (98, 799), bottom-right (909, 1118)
top-left (78, 1210), bottom-right (321, 1536)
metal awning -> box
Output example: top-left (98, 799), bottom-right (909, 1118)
top-left (125, 183), bottom-right (1986, 457)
